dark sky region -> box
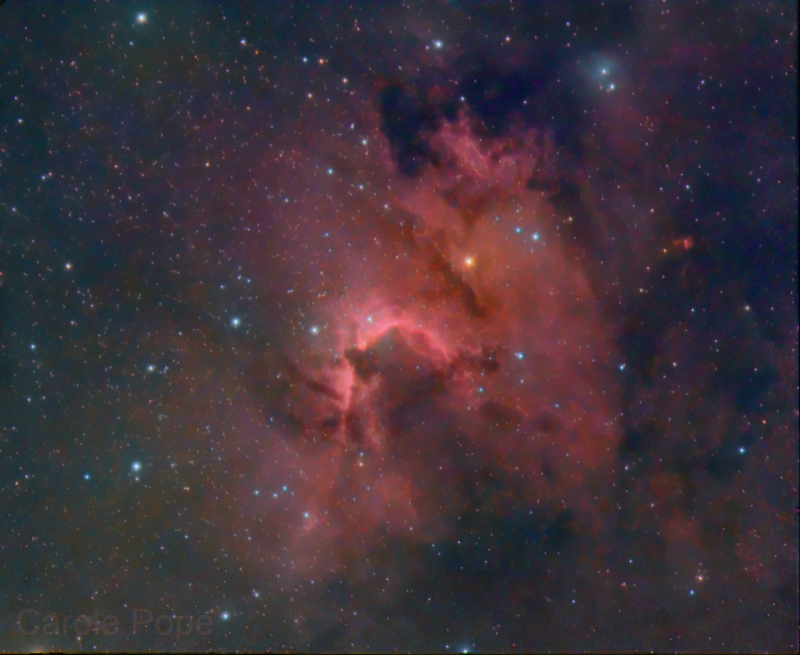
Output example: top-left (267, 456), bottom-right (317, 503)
top-left (1, 1), bottom-right (797, 652)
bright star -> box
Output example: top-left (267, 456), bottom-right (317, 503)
top-left (221, 612), bottom-right (229, 620)
top-left (136, 13), bottom-right (147, 24)
top-left (231, 317), bottom-right (240, 327)
top-left (132, 462), bottom-right (141, 472)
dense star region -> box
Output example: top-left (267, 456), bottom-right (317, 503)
top-left (1, 1), bottom-right (797, 652)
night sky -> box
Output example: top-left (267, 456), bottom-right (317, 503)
top-left (1, 1), bottom-right (798, 652)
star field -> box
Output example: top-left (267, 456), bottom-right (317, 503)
top-left (1, 1), bottom-right (797, 652)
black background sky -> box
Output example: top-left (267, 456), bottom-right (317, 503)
top-left (1, 1), bottom-right (797, 652)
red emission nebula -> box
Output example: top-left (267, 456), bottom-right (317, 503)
top-left (210, 114), bottom-right (622, 580)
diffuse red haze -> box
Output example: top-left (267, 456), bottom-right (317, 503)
top-left (232, 113), bottom-right (622, 577)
